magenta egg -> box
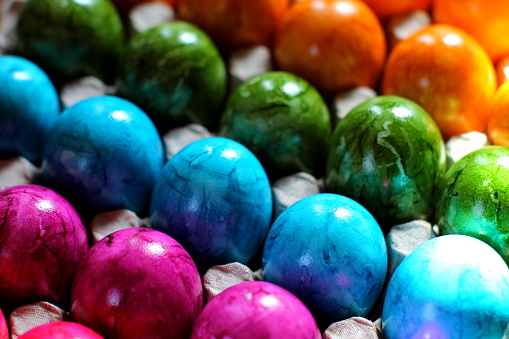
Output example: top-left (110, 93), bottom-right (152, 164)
top-left (0, 308), bottom-right (7, 339)
top-left (17, 321), bottom-right (103, 339)
top-left (71, 228), bottom-right (203, 339)
top-left (0, 185), bottom-right (88, 309)
top-left (191, 281), bottom-right (321, 339)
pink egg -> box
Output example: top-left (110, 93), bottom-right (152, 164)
top-left (191, 281), bottom-right (321, 339)
top-left (0, 185), bottom-right (88, 308)
top-left (0, 309), bottom-right (7, 339)
top-left (17, 321), bottom-right (103, 339)
top-left (71, 228), bottom-right (203, 339)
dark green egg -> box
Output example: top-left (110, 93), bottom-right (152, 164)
top-left (436, 146), bottom-right (509, 264)
top-left (15, 0), bottom-right (123, 83)
top-left (219, 71), bottom-right (331, 178)
top-left (117, 21), bottom-right (227, 130)
top-left (326, 95), bottom-right (446, 229)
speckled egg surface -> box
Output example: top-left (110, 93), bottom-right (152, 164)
top-left (118, 21), bottom-right (227, 130)
top-left (191, 281), bottom-right (321, 339)
top-left (220, 71), bottom-right (331, 178)
top-left (326, 95), bottom-right (446, 228)
top-left (150, 137), bottom-right (272, 268)
top-left (42, 96), bottom-right (164, 214)
top-left (262, 193), bottom-right (387, 325)
top-left (15, 0), bottom-right (124, 83)
top-left (0, 55), bottom-right (60, 164)
top-left (383, 235), bottom-right (509, 339)
top-left (436, 145), bottom-right (509, 264)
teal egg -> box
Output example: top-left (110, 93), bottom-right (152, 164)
top-left (15, 0), bottom-right (124, 83)
top-left (219, 71), bottom-right (331, 178)
top-left (326, 95), bottom-right (446, 229)
top-left (117, 21), bottom-right (227, 131)
top-left (436, 145), bottom-right (509, 264)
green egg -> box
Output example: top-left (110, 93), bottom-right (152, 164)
top-left (15, 0), bottom-right (124, 83)
top-left (436, 146), bottom-right (509, 264)
top-left (117, 21), bottom-right (227, 130)
top-left (219, 71), bottom-right (331, 178)
top-left (326, 95), bottom-right (446, 229)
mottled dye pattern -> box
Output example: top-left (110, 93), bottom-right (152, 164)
top-left (15, 0), bottom-right (123, 83)
top-left (220, 71), bottom-right (331, 177)
top-left (0, 185), bottom-right (88, 308)
top-left (326, 95), bottom-right (446, 229)
top-left (18, 321), bottom-right (103, 339)
top-left (191, 281), bottom-right (321, 339)
top-left (150, 137), bottom-right (272, 267)
top-left (436, 146), bottom-right (509, 264)
top-left (383, 235), bottom-right (509, 339)
top-left (0, 56), bottom-right (60, 164)
top-left (262, 194), bottom-right (387, 325)
top-left (42, 96), bottom-right (164, 214)
top-left (118, 21), bottom-right (227, 130)
top-left (71, 228), bottom-right (203, 339)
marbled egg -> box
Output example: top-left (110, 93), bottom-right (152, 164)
top-left (220, 71), bottom-right (331, 178)
top-left (262, 193), bottom-right (387, 325)
top-left (118, 21), bottom-right (227, 130)
top-left (42, 96), bottom-right (164, 214)
top-left (326, 95), bottom-right (446, 229)
top-left (150, 137), bottom-right (272, 268)
top-left (191, 281), bottom-right (321, 339)
top-left (0, 55), bottom-right (60, 164)
top-left (16, 0), bottom-right (123, 83)
top-left (383, 235), bottom-right (509, 339)
top-left (436, 145), bottom-right (509, 264)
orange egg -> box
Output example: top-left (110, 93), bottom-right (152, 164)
top-left (274, 0), bottom-right (386, 97)
top-left (361, 0), bottom-right (431, 21)
top-left (433, 0), bottom-right (509, 62)
top-left (382, 24), bottom-right (496, 140)
top-left (488, 82), bottom-right (509, 146)
top-left (496, 57), bottom-right (509, 87)
top-left (177, 0), bottom-right (290, 49)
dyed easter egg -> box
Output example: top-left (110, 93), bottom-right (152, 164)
top-left (117, 21), bottom-right (227, 130)
top-left (18, 321), bottom-right (103, 339)
top-left (15, 0), bottom-right (123, 83)
top-left (42, 96), bottom-right (164, 214)
top-left (0, 55), bottom-right (60, 164)
top-left (71, 228), bottom-right (203, 339)
top-left (383, 235), bottom-right (509, 339)
top-left (262, 193), bottom-right (387, 325)
top-left (0, 185), bottom-right (88, 309)
top-left (274, 0), bottom-right (386, 96)
top-left (150, 137), bottom-right (272, 268)
top-left (382, 24), bottom-right (496, 140)
top-left (488, 81), bottom-right (509, 146)
top-left (219, 71), bottom-right (331, 177)
top-left (436, 146), bottom-right (509, 264)
top-left (191, 281), bottom-right (321, 339)
top-left (326, 96), bottom-right (446, 229)
top-left (0, 309), bottom-right (6, 339)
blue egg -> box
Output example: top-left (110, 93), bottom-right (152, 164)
top-left (42, 96), bottom-right (164, 214)
top-left (383, 235), bottom-right (509, 339)
top-left (150, 137), bottom-right (273, 267)
top-left (0, 55), bottom-right (60, 164)
top-left (262, 193), bottom-right (387, 324)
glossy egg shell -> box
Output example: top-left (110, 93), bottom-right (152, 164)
top-left (219, 71), bottom-right (331, 178)
top-left (262, 193), bottom-right (387, 325)
top-left (0, 55), bottom-right (60, 164)
top-left (326, 95), bottom-right (446, 229)
top-left (150, 137), bottom-right (272, 267)
top-left (383, 235), bottom-right (509, 339)
top-left (436, 146), bottom-right (509, 264)
top-left (0, 185), bottom-right (88, 309)
top-left (191, 281), bottom-right (321, 339)
top-left (71, 228), bottom-right (203, 339)
top-left (488, 81), bottom-right (509, 146)
top-left (18, 321), bottom-right (103, 339)
top-left (42, 96), bottom-right (164, 214)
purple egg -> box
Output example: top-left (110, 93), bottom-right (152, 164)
top-left (0, 184), bottom-right (88, 308)
top-left (71, 228), bottom-right (203, 339)
top-left (191, 281), bottom-right (321, 339)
